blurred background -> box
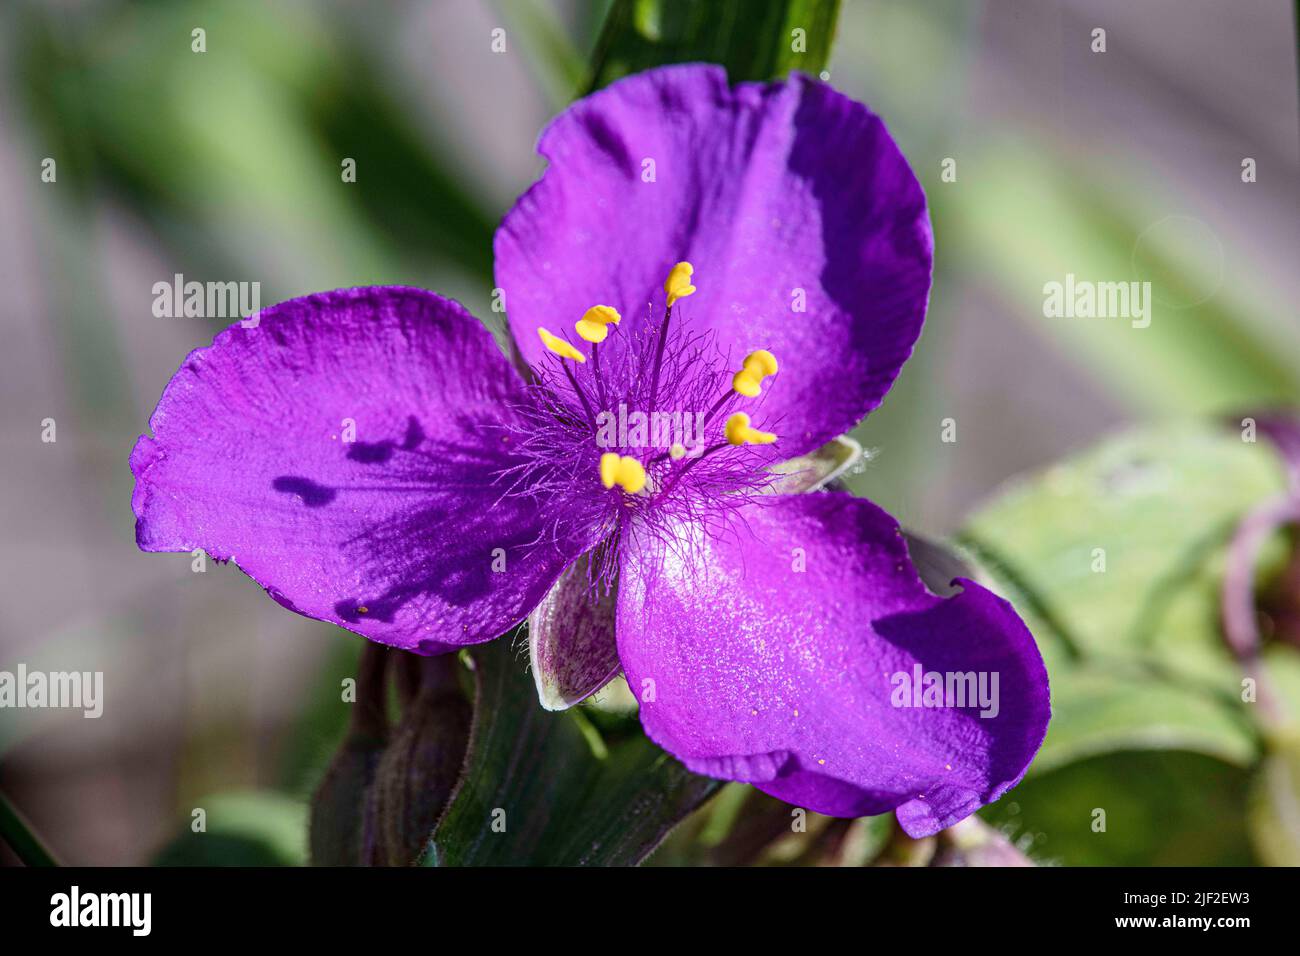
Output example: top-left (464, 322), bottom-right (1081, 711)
top-left (1, 0), bottom-right (1297, 865)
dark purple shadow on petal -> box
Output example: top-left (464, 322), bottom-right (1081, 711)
top-left (346, 442), bottom-right (396, 465)
top-left (264, 411), bottom-right (567, 628)
top-left (132, 287), bottom-right (597, 652)
top-left (341, 415), bottom-right (428, 465)
top-left (272, 476), bottom-right (337, 507)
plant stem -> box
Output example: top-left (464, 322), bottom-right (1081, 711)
top-left (0, 791), bottom-right (60, 867)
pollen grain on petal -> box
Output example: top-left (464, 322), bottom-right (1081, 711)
top-left (538, 327), bottom-right (586, 362)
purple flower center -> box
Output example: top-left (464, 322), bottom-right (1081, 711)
top-left (496, 263), bottom-right (782, 584)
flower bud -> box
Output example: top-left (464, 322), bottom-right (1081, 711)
top-left (309, 644), bottom-right (389, 866)
top-left (372, 653), bottom-right (472, 866)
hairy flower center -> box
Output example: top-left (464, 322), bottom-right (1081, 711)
top-left (499, 262), bottom-right (782, 579)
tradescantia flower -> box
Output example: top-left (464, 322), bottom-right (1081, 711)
top-left (131, 64), bottom-right (1049, 837)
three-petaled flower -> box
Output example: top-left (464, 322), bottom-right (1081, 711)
top-left (131, 64), bottom-right (1049, 837)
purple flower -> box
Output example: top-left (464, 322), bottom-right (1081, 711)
top-left (131, 64), bottom-right (1049, 837)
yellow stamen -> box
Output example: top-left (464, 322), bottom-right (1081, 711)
top-left (732, 349), bottom-right (779, 397)
top-left (746, 349), bottom-right (778, 376)
top-left (538, 327), bottom-right (585, 363)
top-left (599, 452), bottom-right (647, 494)
top-left (600, 452), bottom-right (619, 488)
top-left (619, 457), bottom-right (647, 493)
top-left (575, 304), bottom-right (622, 343)
top-left (732, 370), bottom-right (761, 397)
top-left (725, 412), bottom-right (777, 446)
top-left (664, 261), bottom-right (696, 308)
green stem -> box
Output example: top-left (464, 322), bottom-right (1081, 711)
top-left (0, 791), bottom-right (60, 867)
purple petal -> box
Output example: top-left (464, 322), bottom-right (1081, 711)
top-left (616, 492), bottom-right (1049, 837)
top-left (495, 64), bottom-right (932, 456)
top-left (528, 552), bottom-right (622, 710)
top-left (131, 287), bottom-right (591, 653)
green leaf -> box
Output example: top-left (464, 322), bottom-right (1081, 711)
top-left (0, 791), bottom-right (60, 867)
top-left (1034, 669), bottom-right (1257, 774)
top-left (280, 638), bottom-right (364, 796)
top-left (425, 635), bottom-right (719, 866)
top-left (494, 0), bottom-right (590, 108)
top-left (981, 750), bottom-right (1255, 866)
top-left (1261, 643), bottom-right (1300, 719)
top-left (17, 1), bottom-right (495, 292)
top-left (959, 422), bottom-right (1290, 770)
top-left (1248, 736), bottom-right (1300, 866)
top-left (585, 0), bottom-right (841, 92)
top-left (944, 140), bottom-right (1300, 413)
top-left (152, 791), bottom-right (307, 867)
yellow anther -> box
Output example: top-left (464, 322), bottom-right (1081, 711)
top-left (746, 349), bottom-right (778, 376)
top-left (664, 261), bottom-right (696, 308)
top-left (731, 349), bottom-right (779, 397)
top-left (599, 452), bottom-right (647, 494)
top-left (725, 412), bottom-right (777, 446)
top-left (619, 457), bottom-right (647, 493)
top-left (575, 304), bottom-right (622, 343)
top-left (538, 327), bottom-right (585, 363)
top-left (575, 322), bottom-right (605, 344)
top-left (600, 452), bottom-right (619, 489)
top-left (669, 442), bottom-right (687, 460)
top-left (732, 370), bottom-right (762, 397)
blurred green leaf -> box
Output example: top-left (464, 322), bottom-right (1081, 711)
top-left (0, 792), bottom-right (60, 867)
top-left (16, 0), bottom-right (495, 293)
top-left (1248, 736), bottom-right (1300, 866)
top-left (960, 422), bottom-right (1289, 770)
top-left (494, 0), bottom-right (590, 108)
top-left (982, 750), bottom-right (1254, 866)
top-left (425, 634), bottom-right (718, 866)
top-left (586, 0), bottom-right (840, 91)
top-left (306, 53), bottom-right (496, 281)
top-left (152, 791), bottom-right (306, 867)
top-left (1033, 670), bottom-right (1257, 773)
top-left (280, 637), bottom-right (363, 796)
top-left (947, 141), bottom-right (1300, 413)
top-left (1261, 643), bottom-right (1300, 720)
